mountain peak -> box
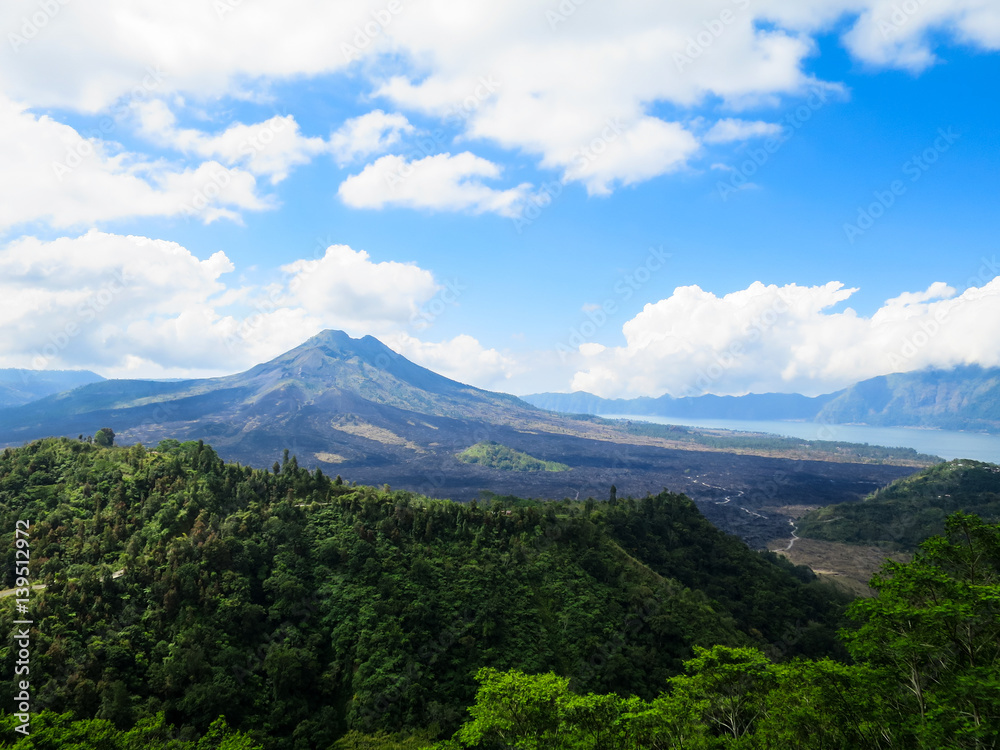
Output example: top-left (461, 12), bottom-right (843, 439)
top-left (297, 328), bottom-right (362, 351)
top-left (238, 329), bottom-right (482, 404)
top-left (289, 329), bottom-right (401, 361)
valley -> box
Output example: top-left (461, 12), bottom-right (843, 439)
top-left (0, 330), bottom-right (927, 549)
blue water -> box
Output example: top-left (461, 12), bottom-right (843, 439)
top-left (602, 415), bottom-right (1000, 464)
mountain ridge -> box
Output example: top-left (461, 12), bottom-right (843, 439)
top-left (0, 368), bottom-right (105, 408)
top-left (523, 365), bottom-right (1000, 433)
top-left (0, 329), bottom-right (924, 548)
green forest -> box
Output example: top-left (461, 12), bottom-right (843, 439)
top-left (798, 458), bottom-right (1000, 549)
top-left (455, 442), bottom-right (570, 472)
top-left (0, 438), bottom-right (997, 748)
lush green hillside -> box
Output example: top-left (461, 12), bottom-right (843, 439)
top-left (439, 512), bottom-right (1000, 749)
top-left (0, 438), bottom-right (849, 748)
top-left (797, 459), bottom-right (1000, 549)
top-left (455, 441), bottom-right (570, 472)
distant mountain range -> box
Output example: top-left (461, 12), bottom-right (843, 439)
top-left (0, 368), bottom-right (104, 408)
top-left (523, 390), bottom-right (836, 421)
top-left (817, 367), bottom-right (1000, 432)
top-left (0, 330), bottom-right (918, 547)
top-left (524, 365), bottom-right (1000, 433)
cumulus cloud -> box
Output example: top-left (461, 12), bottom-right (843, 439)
top-left (4, 230), bottom-right (998, 395)
top-left (338, 152), bottom-right (533, 217)
top-left (0, 1), bottom-right (395, 112)
top-left (570, 276), bottom-right (1000, 398)
top-left (561, 117), bottom-right (700, 196)
top-left (2, 0), bottom-right (996, 203)
top-left (0, 231), bottom-right (462, 380)
top-left (135, 100), bottom-right (328, 184)
top-left (0, 230), bottom-right (236, 373)
top-left (278, 245), bottom-right (440, 332)
top-left (840, 0), bottom-right (1000, 71)
top-left (329, 110), bottom-right (414, 165)
top-left (384, 332), bottom-right (516, 389)
top-left (0, 95), bottom-right (271, 231)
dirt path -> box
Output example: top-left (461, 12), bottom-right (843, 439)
top-left (772, 518), bottom-right (799, 552)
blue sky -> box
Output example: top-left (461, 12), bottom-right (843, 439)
top-left (1, 0), bottom-right (998, 398)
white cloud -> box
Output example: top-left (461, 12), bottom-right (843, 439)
top-left (329, 110), bottom-right (414, 165)
top-left (0, 231), bottom-right (457, 379)
top-left (0, 1), bottom-right (398, 112)
top-left (0, 95), bottom-right (271, 231)
top-left (135, 100), bottom-right (328, 184)
top-left (278, 245), bottom-right (440, 333)
top-left (578, 342), bottom-right (607, 356)
top-left (338, 152), bottom-right (533, 217)
top-left (4, 231), bottom-right (999, 397)
top-left (0, 230), bottom-right (236, 372)
top-left (703, 118), bottom-right (784, 143)
top-left (385, 332), bottom-right (516, 389)
top-left (840, 0), bottom-right (1000, 71)
top-left (570, 277), bottom-right (1000, 398)
top-left (562, 117), bottom-right (700, 196)
top-left (2, 1), bottom-right (996, 203)
top-left (370, 3), bottom-right (818, 191)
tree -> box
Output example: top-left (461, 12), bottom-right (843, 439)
top-left (453, 668), bottom-right (569, 749)
top-left (844, 512), bottom-right (1000, 748)
top-left (664, 645), bottom-right (776, 744)
top-left (94, 428), bottom-right (115, 448)
top-left (756, 659), bottom-right (893, 750)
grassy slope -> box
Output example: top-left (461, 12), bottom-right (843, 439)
top-left (455, 441), bottom-right (571, 472)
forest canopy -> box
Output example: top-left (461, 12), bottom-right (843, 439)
top-left (0, 438), bottom-right (996, 749)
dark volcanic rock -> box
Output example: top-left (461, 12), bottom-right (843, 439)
top-left (0, 330), bottom-right (921, 548)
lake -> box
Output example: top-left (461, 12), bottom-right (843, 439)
top-left (602, 414), bottom-right (1000, 464)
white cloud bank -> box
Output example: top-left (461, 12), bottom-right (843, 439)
top-left (1, 230), bottom-right (996, 395)
top-left (571, 273), bottom-right (1000, 398)
top-left (0, 231), bottom-right (515, 388)
top-left (1, 0), bottom-right (997, 216)
top-left (134, 101), bottom-right (330, 185)
top-left (0, 95), bottom-right (270, 231)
